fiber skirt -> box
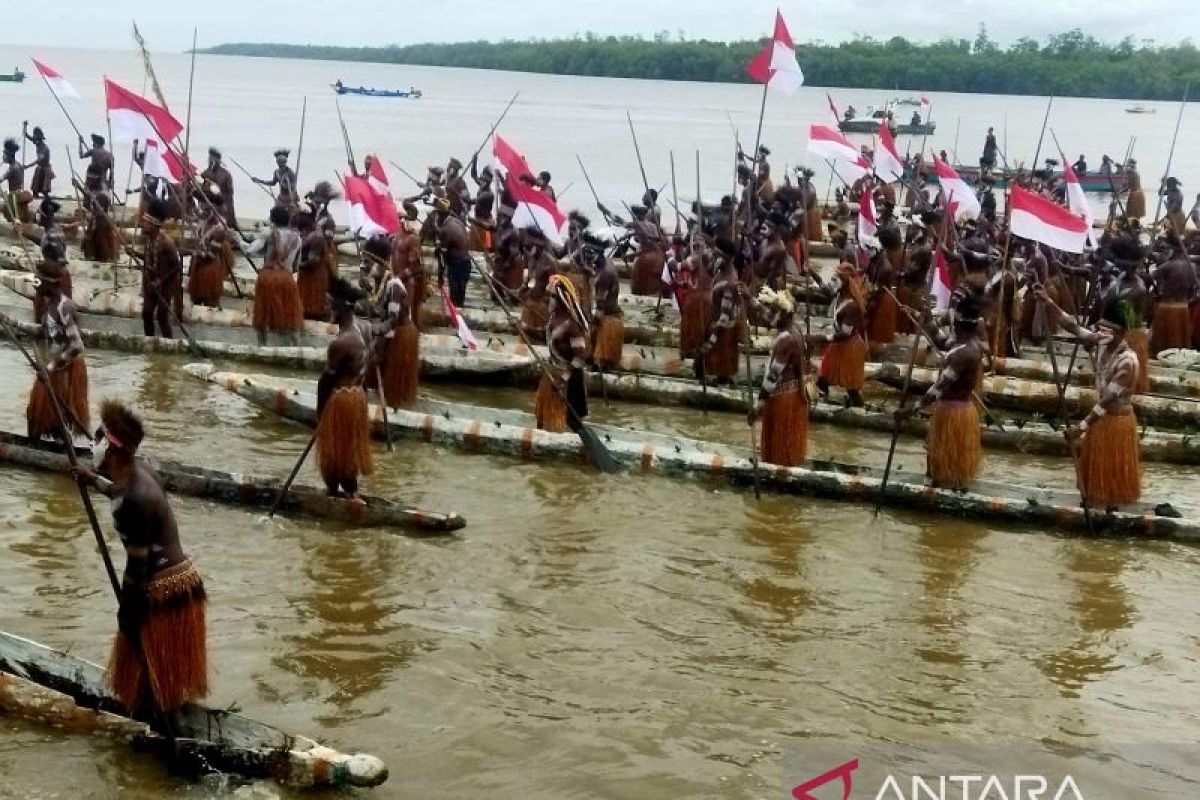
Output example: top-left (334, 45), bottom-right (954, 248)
top-left (1077, 412), bottom-right (1141, 507)
top-left (26, 357), bottom-right (89, 439)
top-left (760, 382), bottom-right (808, 468)
top-left (379, 324), bottom-right (420, 409)
top-left (592, 315), bottom-right (624, 368)
top-left (187, 253), bottom-right (226, 307)
top-left (704, 326), bottom-right (741, 380)
top-left (680, 291), bottom-right (711, 359)
top-left (866, 289), bottom-right (898, 344)
top-left (316, 386), bottom-right (375, 489)
top-left (631, 250), bottom-right (664, 297)
top-left (926, 399), bottom-right (981, 490)
top-left (1149, 302), bottom-right (1191, 356)
top-left (107, 559), bottom-right (208, 714)
top-left (819, 334), bottom-right (866, 390)
top-left (252, 268), bottom-right (303, 333)
top-left (1127, 327), bottom-right (1151, 394)
top-left (520, 297), bottom-right (550, 342)
top-left (296, 265), bottom-right (330, 321)
top-left (535, 374), bottom-right (568, 433)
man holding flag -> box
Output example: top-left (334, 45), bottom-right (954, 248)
top-left (78, 134), bottom-right (113, 199)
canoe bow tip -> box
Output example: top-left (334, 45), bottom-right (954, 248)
top-left (340, 752), bottom-right (388, 787)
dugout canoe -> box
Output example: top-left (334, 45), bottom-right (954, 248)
top-left (185, 365), bottom-right (1200, 540)
top-left (0, 432), bottom-right (464, 534)
top-left (0, 630), bottom-right (388, 789)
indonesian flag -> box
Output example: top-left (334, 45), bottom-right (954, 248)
top-left (1009, 184), bottom-right (1089, 254)
top-left (873, 120), bottom-right (905, 183)
top-left (493, 134), bottom-right (567, 246)
top-left (931, 155), bottom-right (981, 220)
top-left (141, 139), bottom-right (192, 183)
top-left (31, 58), bottom-right (79, 99)
top-left (919, 96), bottom-right (931, 113)
top-left (343, 174), bottom-right (399, 237)
top-left (365, 155), bottom-right (391, 197)
top-left (746, 11), bottom-right (804, 96)
top-left (858, 190), bottom-right (878, 242)
top-left (807, 124), bottom-right (870, 179)
top-left (826, 93), bottom-right (841, 126)
top-left (1062, 159), bottom-right (1097, 248)
top-left (931, 247), bottom-right (954, 312)
top-left (441, 286), bottom-right (479, 351)
top-left (104, 79), bottom-right (183, 145)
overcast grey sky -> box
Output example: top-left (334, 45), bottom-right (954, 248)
top-left (2, 0), bottom-right (1195, 51)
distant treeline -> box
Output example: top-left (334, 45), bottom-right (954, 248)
top-left (203, 27), bottom-right (1200, 100)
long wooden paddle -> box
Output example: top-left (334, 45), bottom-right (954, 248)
top-left (875, 310), bottom-right (925, 515)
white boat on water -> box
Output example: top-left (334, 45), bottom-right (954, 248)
top-left (1125, 104), bottom-right (1156, 114)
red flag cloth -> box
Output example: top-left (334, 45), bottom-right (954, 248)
top-left (858, 190), bottom-right (878, 243)
top-left (343, 173), bottom-right (399, 237)
top-left (142, 139), bottom-right (193, 183)
top-left (31, 58), bottom-right (80, 99)
top-left (873, 120), bottom-right (905, 182)
top-left (1061, 158), bottom-right (1097, 247)
top-left (104, 79), bottom-right (183, 144)
top-left (931, 247), bottom-right (955, 312)
top-left (826, 93), bottom-right (841, 126)
top-left (807, 124), bottom-right (870, 179)
top-left (493, 134), bottom-right (567, 245)
top-left (440, 286), bottom-right (479, 351)
top-left (1009, 184), bottom-right (1089, 254)
top-left (746, 11), bottom-right (804, 96)
top-left (931, 155), bottom-right (981, 220)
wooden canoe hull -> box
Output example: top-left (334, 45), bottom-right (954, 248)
top-left (0, 431), bottom-right (465, 533)
top-left (186, 365), bottom-right (1200, 540)
top-left (0, 631), bottom-right (388, 788)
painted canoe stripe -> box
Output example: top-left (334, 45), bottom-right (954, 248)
top-left (710, 454), bottom-right (724, 473)
top-left (640, 443), bottom-right (655, 472)
top-left (273, 389), bottom-right (287, 416)
top-left (521, 427), bottom-right (535, 460)
top-left (421, 414), bottom-right (434, 443)
top-left (629, 354), bottom-right (644, 371)
top-left (464, 420), bottom-right (481, 451)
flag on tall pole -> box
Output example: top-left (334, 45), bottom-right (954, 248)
top-left (104, 78), bottom-right (183, 144)
top-left (746, 10), bottom-right (804, 96)
top-left (1061, 158), bottom-right (1097, 248)
top-left (342, 171), bottom-right (399, 237)
top-left (873, 120), bottom-right (905, 182)
top-left (807, 124), bottom-right (871, 179)
top-left (826, 93), bottom-right (841, 126)
top-left (31, 59), bottom-right (79, 99)
top-left (931, 155), bottom-right (981, 220)
top-left (1009, 184), bottom-right (1090, 254)
top-left (141, 139), bottom-right (192, 183)
top-left (493, 134), bottom-right (567, 245)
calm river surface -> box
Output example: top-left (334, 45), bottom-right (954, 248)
top-left (0, 46), bottom-right (1198, 799)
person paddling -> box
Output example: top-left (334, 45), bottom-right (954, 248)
top-left (316, 278), bottom-right (375, 499)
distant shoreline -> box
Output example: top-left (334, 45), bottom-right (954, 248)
top-left (200, 32), bottom-right (1197, 102)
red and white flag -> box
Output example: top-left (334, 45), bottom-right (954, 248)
top-left (931, 155), bottom-right (981, 220)
top-left (873, 119), bottom-right (905, 183)
top-left (858, 189), bottom-right (878, 242)
top-left (440, 286), bottom-right (479, 351)
top-left (342, 173), bottom-right (399, 237)
top-left (826, 93), bottom-right (841, 126)
top-left (141, 139), bottom-right (192, 183)
top-left (807, 124), bottom-right (870, 179)
top-left (493, 134), bottom-right (567, 246)
top-left (931, 247), bottom-right (954, 312)
top-left (746, 11), bottom-right (805, 96)
top-left (1061, 159), bottom-right (1097, 248)
top-left (1009, 184), bottom-right (1089, 254)
top-left (365, 156), bottom-right (391, 197)
top-left (104, 79), bottom-right (183, 144)
top-left (919, 96), bottom-right (931, 114)
top-left (31, 58), bottom-right (79, 100)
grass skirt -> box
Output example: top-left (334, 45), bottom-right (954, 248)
top-left (806, 211), bottom-right (823, 242)
top-left (296, 264), bottom-right (330, 321)
top-left (535, 374), bottom-right (568, 433)
top-left (680, 290), bottom-right (711, 359)
top-left (1127, 327), bottom-right (1151, 394)
top-left (107, 560), bottom-right (208, 714)
top-left (1126, 189), bottom-right (1145, 219)
top-left (1192, 301), bottom-right (1200, 350)
top-left (521, 297), bottom-right (549, 342)
top-left (26, 357), bottom-right (89, 439)
top-left (760, 381), bottom-right (809, 467)
top-left (187, 253), bottom-right (226, 307)
top-left (252, 268), bottom-right (303, 333)
top-left (895, 286), bottom-right (924, 334)
top-left (406, 274), bottom-right (426, 330)
top-left (591, 315), bottom-right (624, 368)
top-left (83, 223), bottom-right (119, 263)
top-left (703, 326), bottom-right (741, 380)
top-left (469, 223), bottom-right (493, 252)
top-left (631, 250), bottom-right (663, 297)
top-left (1077, 412), bottom-right (1141, 507)
top-left (380, 324), bottom-right (420, 409)
top-left (819, 334), bottom-right (866, 390)
top-left (316, 386), bottom-right (374, 489)
top-left (1149, 302), bottom-right (1191, 356)
top-left (866, 289), bottom-right (898, 344)
top-left (926, 400), bottom-right (981, 490)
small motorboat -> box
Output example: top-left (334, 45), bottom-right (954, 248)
top-left (0, 68), bottom-right (26, 83)
top-left (1125, 104), bottom-right (1156, 114)
top-left (333, 80), bottom-right (422, 99)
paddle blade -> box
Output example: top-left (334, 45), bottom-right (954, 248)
top-left (575, 422), bottom-right (622, 474)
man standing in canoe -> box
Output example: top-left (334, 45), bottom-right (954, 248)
top-left (628, 205), bottom-right (665, 297)
top-left (131, 199), bottom-right (182, 339)
top-left (444, 157), bottom-right (470, 216)
top-left (77, 189), bottom-right (119, 264)
top-left (372, 236), bottom-right (419, 409)
top-left (1111, 235), bottom-right (1152, 393)
top-left (519, 227), bottom-right (557, 342)
top-left (699, 238), bottom-right (745, 387)
top-left (587, 232), bottom-right (623, 372)
top-left (536, 275), bottom-right (590, 433)
top-left (467, 159), bottom-right (496, 252)
top-left (2, 138), bottom-right (27, 222)
top-left (23, 123), bottom-right (53, 198)
top-left (434, 196), bottom-right (472, 308)
top-left (316, 277), bottom-right (375, 499)
top-left (1161, 177), bottom-right (1186, 234)
top-left (1123, 158), bottom-right (1145, 220)
top-left (200, 148), bottom-right (237, 229)
top-left (244, 206), bottom-right (303, 345)
top-left (253, 149), bottom-right (297, 210)
top-left (899, 291), bottom-right (985, 490)
top-left (78, 133), bottom-right (113, 199)
top-left (74, 400), bottom-right (209, 719)
top-left (391, 203), bottom-right (426, 328)
top-left (748, 286), bottom-right (809, 467)
top-left (816, 262), bottom-right (868, 407)
top-left (980, 127), bottom-right (998, 173)
top-left (294, 211), bottom-right (332, 321)
top-left (187, 196), bottom-right (232, 309)
top-left (1038, 287), bottom-right (1142, 511)
top-left (1148, 231), bottom-right (1197, 355)
top-left (26, 256), bottom-right (89, 442)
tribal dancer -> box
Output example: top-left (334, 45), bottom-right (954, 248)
top-left (200, 148), bottom-right (237, 229)
top-left (245, 206), bottom-right (303, 345)
top-left (699, 238), bottom-right (744, 386)
top-left (1149, 231), bottom-right (1196, 355)
top-left (749, 287), bottom-right (809, 467)
top-left (78, 401), bottom-right (208, 717)
top-left (132, 199), bottom-right (182, 339)
top-left (392, 204), bottom-right (426, 328)
top-left (252, 148), bottom-right (297, 209)
top-left (23, 124), bottom-right (54, 198)
top-left (371, 237), bottom-right (419, 408)
top-left (316, 278), bottom-right (375, 498)
top-left (294, 211), bottom-right (332, 321)
top-left (78, 133), bottom-right (113, 199)
top-left (587, 233), bottom-right (623, 371)
top-left (26, 258), bottom-right (89, 441)
top-left (535, 276), bottom-right (590, 433)
top-left (519, 227), bottom-right (557, 342)
top-left (817, 262), bottom-right (868, 407)
top-left (187, 197), bottom-right (232, 309)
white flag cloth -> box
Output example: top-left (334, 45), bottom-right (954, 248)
top-left (746, 11), bottom-right (804, 96)
top-left (807, 124), bottom-right (870, 179)
top-left (342, 173), bottom-right (399, 237)
top-left (1010, 185), bottom-right (1090, 254)
top-left (104, 79), bottom-right (183, 144)
top-left (441, 287), bottom-right (479, 351)
top-left (141, 139), bottom-right (191, 183)
top-left (931, 248), bottom-right (954, 312)
top-left (873, 120), bottom-right (906, 183)
top-left (1062, 160), bottom-right (1097, 248)
top-left (858, 190), bottom-right (878, 242)
top-left (493, 134), bottom-right (567, 246)
top-left (931, 155), bottom-right (981, 221)
top-left (31, 59), bottom-right (79, 99)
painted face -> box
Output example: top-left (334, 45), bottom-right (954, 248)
top-left (90, 430), bottom-right (110, 472)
